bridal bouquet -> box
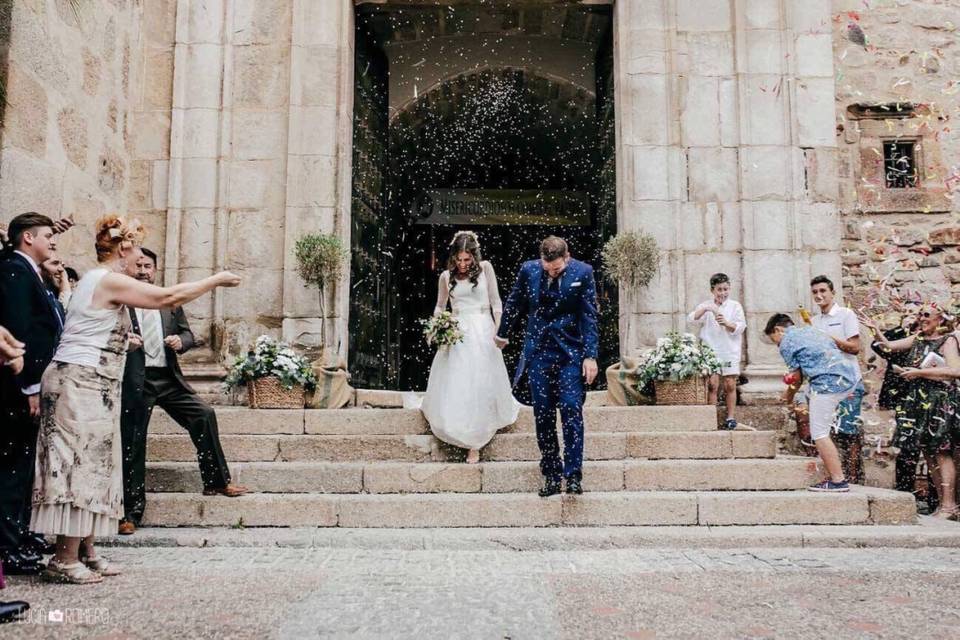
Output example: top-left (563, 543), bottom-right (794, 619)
top-left (421, 311), bottom-right (464, 347)
top-left (637, 331), bottom-right (723, 387)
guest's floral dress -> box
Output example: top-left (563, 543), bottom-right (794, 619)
top-left (891, 334), bottom-right (960, 458)
top-left (31, 269), bottom-right (130, 537)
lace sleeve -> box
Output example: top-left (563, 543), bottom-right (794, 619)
top-left (483, 262), bottom-right (503, 315)
top-left (433, 271), bottom-right (450, 316)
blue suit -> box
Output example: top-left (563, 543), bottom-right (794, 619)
top-left (497, 259), bottom-right (599, 481)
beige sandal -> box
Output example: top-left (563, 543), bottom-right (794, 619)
top-left (82, 555), bottom-right (122, 577)
top-left (42, 559), bottom-right (103, 584)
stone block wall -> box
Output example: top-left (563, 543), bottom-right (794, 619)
top-left (616, 0), bottom-right (843, 393)
top-left (834, 0), bottom-right (960, 312)
top-left (0, 0), bottom-right (142, 271)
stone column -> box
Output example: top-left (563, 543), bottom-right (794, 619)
top-left (614, 0), bottom-right (686, 356)
top-left (737, 0), bottom-right (841, 393)
top-left (166, 0), bottom-right (226, 345)
top-left (281, 0), bottom-right (354, 365)
top-left (616, 0), bottom-right (840, 395)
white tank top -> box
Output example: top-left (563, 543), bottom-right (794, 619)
top-left (54, 268), bottom-right (126, 368)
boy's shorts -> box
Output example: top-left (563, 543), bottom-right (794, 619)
top-left (809, 390), bottom-right (847, 441)
top-left (835, 382), bottom-right (865, 436)
top-left (719, 365), bottom-right (740, 377)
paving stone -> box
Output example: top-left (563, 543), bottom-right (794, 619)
top-left (561, 492), bottom-right (698, 526)
top-left (363, 462), bottom-right (482, 493)
top-left (623, 458), bottom-right (817, 491)
top-left (481, 461), bottom-right (626, 493)
top-left (697, 491), bottom-right (871, 525)
top-left (337, 494), bottom-right (562, 528)
top-left (304, 408), bottom-right (427, 435)
top-left (147, 434), bottom-right (281, 462)
top-left (868, 489), bottom-right (919, 525)
top-left (626, 432), bottom-right (734, 459)
top-left (150, 408), bottom-right (304, 434)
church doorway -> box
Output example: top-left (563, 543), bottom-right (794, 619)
top-left (350, 2), bottom-right (617, 390)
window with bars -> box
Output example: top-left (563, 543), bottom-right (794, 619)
top-left (883, 140), bottom-right (918, 188)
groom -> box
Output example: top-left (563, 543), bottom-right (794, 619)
top-left (495, 236), bottom-right (599, 497)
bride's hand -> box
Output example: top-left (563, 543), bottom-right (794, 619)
top-left (494, 336), bottom-right (508, 349)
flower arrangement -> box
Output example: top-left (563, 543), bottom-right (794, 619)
top-left (637, 331), bottom-right (723, 387)
top-left (601, 230), bottom-right (660, 289)
top-left (421, 311), bottom-right (464, 348)
top-left (224, 335), bottom-right (318, 391)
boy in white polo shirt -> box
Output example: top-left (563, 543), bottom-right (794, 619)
top-left (810, 275), bottom-right (864, 483)
top-left (688, 273), bottom-right (746, 430)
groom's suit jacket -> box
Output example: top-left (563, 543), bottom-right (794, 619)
top-left (497, 258), bottom-right (599, 385)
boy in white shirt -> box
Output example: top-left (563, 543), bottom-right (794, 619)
top-left (688, 273), bottom-right (746, 430)
top-left (809, 275), bottom-right (864, 483)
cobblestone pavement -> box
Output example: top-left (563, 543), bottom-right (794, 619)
top-left (2, 546), bottom-right (959, 639)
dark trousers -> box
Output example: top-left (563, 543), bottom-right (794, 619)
top-left (527, 353), bottom-right (585, 481)
top-left (121, 367), bottom-right (230, 524)
top-left (0, 412), bottom-right (38, 553)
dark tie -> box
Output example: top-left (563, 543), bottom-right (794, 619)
top-left (45, 289), bottom-right (64, 331)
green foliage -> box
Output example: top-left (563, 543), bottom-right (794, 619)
top-left (294, 233), bottom-right (349, 292)
top-left (421, 311), bottom-right (464, 347)
top-left (637, 332), bottom-right (724, 387)
top-left (224, 335), bottom-right (318, 391)
top-left (601, 231), bottom-right (660, 289)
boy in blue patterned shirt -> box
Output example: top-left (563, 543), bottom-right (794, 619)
top-left (765, 313), bottom-right (858, 492)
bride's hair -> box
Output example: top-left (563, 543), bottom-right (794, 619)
top-left (447, 231), bottom-right (482, 293)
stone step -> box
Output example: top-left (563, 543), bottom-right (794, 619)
top-left (148, 405), bottom-right (719, 436)
top-left (140, 486), bottom-right (916, 528)
top-left (145, 458), bottom-right (819, 494)
top-left (146, 430), bottom-right (776, 463)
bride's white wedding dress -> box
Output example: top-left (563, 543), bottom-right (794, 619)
top-left (420, 261), bottom-right (520, 450)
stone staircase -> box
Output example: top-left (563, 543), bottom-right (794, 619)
top-left (142, 404), bottom-right (917, 528)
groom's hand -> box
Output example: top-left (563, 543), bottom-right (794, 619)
top-left (494, 336), bottom-right (508, 349)
top-left (582, 358), bottom-right (598, 385)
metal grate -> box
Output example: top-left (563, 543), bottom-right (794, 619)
top-left (883, 140), bottom-right (918, 188)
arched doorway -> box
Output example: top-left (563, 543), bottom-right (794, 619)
top-left (350, 3), bottom-right (617, 390)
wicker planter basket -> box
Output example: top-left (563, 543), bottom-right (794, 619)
top-left (654, 376), bottom-right (709, 405)
top-left (247, 376), bottom-right (305, 409)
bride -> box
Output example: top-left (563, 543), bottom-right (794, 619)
top-left (420, 231), bottom-right (520, 463)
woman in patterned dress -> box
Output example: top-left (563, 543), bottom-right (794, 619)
top-left (864, 305), bottom-right (960, 519)
top-left (32, 215), bottom-right (241, 584)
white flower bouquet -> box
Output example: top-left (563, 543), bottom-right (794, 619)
top-left (637, 331), bottom-right (723, 387)
top-left (224, 335), bottom-right (318, 391)
top-left (421, 311), bottom-right (464, 348)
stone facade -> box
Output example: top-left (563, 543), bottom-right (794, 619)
top-left (833, 0), bottom-right (960, 316)
top-left (1, 0), bottom-right (957, 393)
top-left (0, 0), bottom-right (142, 261)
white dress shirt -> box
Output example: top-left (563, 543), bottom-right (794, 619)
top-left (687, 299), bottom-right (746, 368)
top-left (136, 308), bottom-right (168, 368)
top-left (14, 251), bottom-right (43, 395)
top-left (812, 303), bottom-right (862, 382)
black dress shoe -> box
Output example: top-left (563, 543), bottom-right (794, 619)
top-left (566, 478), bottom-right (583, 495)
top-left (0, 601), bottom-right (29, 624)
top-left (538, 478), bottom-right (562, 498)
top-left (2, 550), bottom-right (43, 575)
top-left (21, 532), bottom-right (55, 556)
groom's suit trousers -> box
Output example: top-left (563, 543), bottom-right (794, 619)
top-left (527, 352), bottom-right (585, 481)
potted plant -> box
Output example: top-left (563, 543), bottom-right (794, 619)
top-left (636, 332), bottom-right (723, 405)
top-left (601, 230), bottom-right (660, 290)
top-left (225, 335), bottom-right (318, 409)
top-left (293, 233), bottom-right (349, 360)
top-left (601, 231), bottom-right (660, 364)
